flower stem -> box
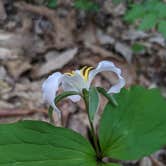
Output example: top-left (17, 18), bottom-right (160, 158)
top-left (82, 90), bottom-right (101, 159)
top-left (89, 118), bottom-right (101, 159)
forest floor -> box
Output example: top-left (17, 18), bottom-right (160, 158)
top-left (0, 1), bottom-right (166, 165)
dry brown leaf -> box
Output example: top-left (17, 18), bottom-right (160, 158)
top-left (115, 42), bottom-right (133, 63)
top-left (32, 48), bottom-right (78, 78)
top-left (140, 157), bottom-right (152, 166)
top-left (0, 1), bottom-right (7, 22)
top-left (6, 59), bottom-right (31, 79)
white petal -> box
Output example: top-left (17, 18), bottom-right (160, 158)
top-left (88, 60), bottom-right (125, 93)
top-left (42, 72), bottom-right (63, 113)
top-left (68, 95), bottom-right (81, 102)
top-left (62, 72), bottom-right (84, 102)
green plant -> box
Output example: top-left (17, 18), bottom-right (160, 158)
top-left (124, 0), bottom-right (166, 38)
top-left (131, 43), bottom-right (145, 53)
top-left (112, 0), bottom-right (133, 5)
top-left (74, 0), bottom-right (100, 11)
top-left (0, 61), bottom-right (166, 165)
top-left (47, 0), bottom-right (57, 8)
top-left (46, 0), bottom-right (100, 11)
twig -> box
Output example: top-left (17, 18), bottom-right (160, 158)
top-left (0, 109), bottom-right (47, 117)
top-left (150, 156), bottom-right (165, 166)
top-left (14, 2), bottom-right (55, 19)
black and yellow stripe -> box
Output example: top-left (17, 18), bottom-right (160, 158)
top-left (64, 66), bottom-right (94, 81)
top-left (81, 66), bottom-right (94, 81)
top-left (65, 71), bottom-right (75, 76)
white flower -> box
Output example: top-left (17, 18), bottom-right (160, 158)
top-left (42, 60), bottom-right (125, 113)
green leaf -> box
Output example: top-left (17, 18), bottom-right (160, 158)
top-left (158, 20), bottom-right (166, 38)
top-left (74, 0), bottom-right (100, 12)
top-left (47, 0), bottom-right (57, 8)
top-left (97, 87), bottom-right (118, 107)
top-left (131, 43), bottom-right (145, 53)
top-left (0, 120), bottom-right (97, 166)
top-left (155, 2), bottom-right (166, 18)
top-left (89, 87), bottom-right (99, 121)
top-left (99, 86), bottom-right (166, 160)
top-left (112, 0), bottom-right (123, 5)
top-left (124, 4), bottom-right (146, 23)
top-left (139, 13), bottom-right (157, 30)
top-left (54, 91), bottom-right (80, 104)
top-left (143, 0), bottom-right (158, 12)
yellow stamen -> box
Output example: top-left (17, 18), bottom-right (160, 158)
top-left (81, 66), bottom-right (87, 71)
top-left (81, 66), bottom-right (94, 81)
top-left (81, 66), bottom-right (88, 75)
top-left (65, 66), bottom-right (94, 81)
top-left (65, 71), bottom-right (75, 76)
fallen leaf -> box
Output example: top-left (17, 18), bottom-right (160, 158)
top-left (140, 157), bottom-right (152, 166)
top-left (97, 29), bottom-right (115, 45)
top-left (32, 48), bottom-right (78, 78)
top-left (6, 59), bottom-right (31, 79)
top-left (115, 42), bottom-right (133, 63)
top-left (149, 34), bottom-right (165, 47)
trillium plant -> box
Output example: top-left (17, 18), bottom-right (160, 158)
top-left (0, 61), bottom-right (166, 166)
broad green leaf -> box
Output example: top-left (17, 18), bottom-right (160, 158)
top-left (47, 0), bottom-right (57, 8)
top-left (54, 91), bottom-right (80, 103)
top-left (0, 120), bottom-right (97, 166)
top-left (99, 86), bottom-right (166, 160)
top-left (89, 87), bottom-right (99, 121)
top-left (158, 21), bottom-right (166, 38)
top-left (139, 13), bottom-right (157, 30)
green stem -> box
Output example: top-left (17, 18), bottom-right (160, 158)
top-left (82, 90), bottom-right (101, 159)
top-left (89, 119), bottom-right (101, 159)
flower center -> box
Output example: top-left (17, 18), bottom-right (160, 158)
top-left (65, 66), bottom-right (94, 81)
top-left (81, 66), bottom-right (94, 81)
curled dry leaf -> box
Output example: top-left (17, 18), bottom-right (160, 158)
top-left (115, 42), bottom-right (133, 63)
top-left (123, 30), bottom-right (148, 41)
top-left (149, 34), bottom-right (166, 47)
